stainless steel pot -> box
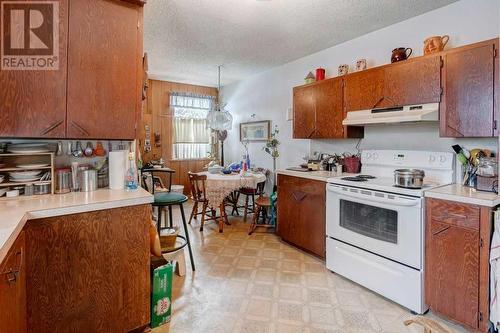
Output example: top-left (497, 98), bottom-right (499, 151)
top-left (394, 169), bottom-right (425, 189)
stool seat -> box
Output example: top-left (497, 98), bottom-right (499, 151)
top-left (154, 192), bottom-right (188, 205)
top-left (255, 196), bottom-right (271, 207)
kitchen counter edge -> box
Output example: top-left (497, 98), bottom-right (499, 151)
top-left (0, 188), bottom-right (154, 263)
top-left (424, 184), bottom-right (500, 208)
top-left (277, 169), bottom-right (340, 182)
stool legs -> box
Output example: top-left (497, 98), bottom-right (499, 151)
top-left (168, 206), bottom-right (173, 228)
top-left (157, 206), bottom-right (163, 235)
top-left (179, 203), bottom-right (195, 271)
top-left (249, 205), bottom-right (261, 235)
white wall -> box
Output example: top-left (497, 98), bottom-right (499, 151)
top-left (221, 0), bottom-right (499, 175)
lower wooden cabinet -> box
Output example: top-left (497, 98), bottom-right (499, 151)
top-left (0, 205), bottom-right (151, 333)
top-left (277, 175), bottom-right (326, 258)
top-left (425, 198), bottom-right (493, 332)
top-left (0, 231), bottom-right (27, 333)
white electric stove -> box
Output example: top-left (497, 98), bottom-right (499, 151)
top-left (325, 150), bottom-right (454, 314)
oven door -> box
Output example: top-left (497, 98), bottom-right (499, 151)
top-left (326, 184), bottom-right (422, 269)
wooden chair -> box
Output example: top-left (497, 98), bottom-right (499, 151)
top-left (142, 168), bottom-right (195, 271)
top-left (248, 195), bottom-right (274, 235)
top-left (403, 317), bottom-right (452, 333)
top-left (187, 172), bottom-right (228, 233)
top-left (231, 181), bottom-right (266, 221)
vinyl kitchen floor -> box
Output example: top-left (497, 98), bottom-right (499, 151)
top-left (152, 203), bottom-right (468, 333)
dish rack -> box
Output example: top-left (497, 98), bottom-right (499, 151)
top-left (0, 152), bottom-right (55, 197)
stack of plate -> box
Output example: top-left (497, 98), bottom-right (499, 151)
top-left (9, 170), bottom-right (42, 182)
top-left (7, 143), bottom-right (50, 154)
top-left (0, 175), bottom-right (4, 183)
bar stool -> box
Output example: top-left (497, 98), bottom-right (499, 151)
top-left (142, 168), bottom-right (195, 271)
top-left (248, 195), bottom-right (274, 235)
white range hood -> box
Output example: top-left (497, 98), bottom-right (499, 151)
top-left (342, 103), bottom-right (439, 126)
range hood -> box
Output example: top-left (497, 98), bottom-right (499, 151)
top-left (342, 103), bottom-right (439, 126)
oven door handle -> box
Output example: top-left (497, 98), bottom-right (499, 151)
top-left (327, 185), bottom-right (420, 207)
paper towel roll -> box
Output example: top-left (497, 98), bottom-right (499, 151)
top-left (109, 151), bottom-right (127, 190)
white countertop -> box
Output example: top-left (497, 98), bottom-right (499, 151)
top-left (425, 184), bottom-right (500, 208)
top-left (277, 169), bottom-right (340, 182)
top-left (0, 188), bottom-right (153, 263)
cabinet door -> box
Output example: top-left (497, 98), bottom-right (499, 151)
top-left (425, 221), bottom-right (479, 328)
top-left (0, 231), bottom-right (26, 333)
top-left (344, 67), bottom-right (385, 111)
top-left (67, 0), bottom-right (140, 139)
top-left (277, 175), bottom-right (298, 244)
top-left (293, 85), bottom-right (316, 138)
top-left (0, 0), bottom-right (68, 138)
top-left (313, 78), bottom-right (344, 139)
top-left (295, 179), bottom-right (325, 258)
top-left (441, 42), bottom-right (495, 137)
top-left (384, 56), bottom-right (441, 106)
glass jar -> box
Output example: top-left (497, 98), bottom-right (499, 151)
top-left (477, 157), bottom-right (498, 177)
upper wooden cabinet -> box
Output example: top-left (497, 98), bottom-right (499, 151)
top-left (440, 40), bottom-right (498, 137)
top-left (293, 78), bottom-right (363, 139)
top-left (66, 0), bottom-right (141, 139)
top-left (344, 56), bottom-right (441, 111)
top-left (293, 84), bottom-right (316, 138)
top-left (0, 0), bottom-right (68, 138)
top-left (344, 67), bottom-right (385, 111)
top-left (384, 55), bottom-right (441, 106)
top-left (0, 0), bottom-right (143, 139)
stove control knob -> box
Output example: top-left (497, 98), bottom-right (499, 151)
top-left (364, 152), bottom-right (372, 160)
top-left (429, 155), bottom-right (436, 163)
top-left (439, 155), bottom-right (447, 163)
top-left (372, 153), bottom-right (379, 160)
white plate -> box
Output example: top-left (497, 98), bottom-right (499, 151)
top-left (0, 188), bottom-right (7, 197)
top-left (0, 175), bottom-right (4, 183)
top-left (10, 170), bottom-right (42, 178)
top-left (16, 163), bottom-right (49, 169)
top-left (9, 177), bottom-right (42, 183)
top-left (8, 149), bottom-right (50, 154)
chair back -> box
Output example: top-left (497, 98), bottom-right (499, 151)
top-left (188, 172), bottom-right (207, 202)
top-left (256, 181), bottom-right (266, 195)
top-left (141, 168), bottom-right (175, 194)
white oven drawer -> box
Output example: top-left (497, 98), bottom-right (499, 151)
top-left (326, 184), bottom-right (422, 269)
top-left (326, 238), bottom-right (426, 314)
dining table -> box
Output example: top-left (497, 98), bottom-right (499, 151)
top-left (200, 171), bottom-right (267, 231)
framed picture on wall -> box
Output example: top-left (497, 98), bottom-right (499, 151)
top-left (240, 121), bottom-right (271, 142)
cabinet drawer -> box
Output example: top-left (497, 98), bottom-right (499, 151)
top-left (427, 198), bottom-right (480, 230)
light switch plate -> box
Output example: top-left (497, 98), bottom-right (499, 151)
top-left (286, 108), bottom-right (293, 121)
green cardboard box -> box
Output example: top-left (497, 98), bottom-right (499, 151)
top-left (151, 262), bottom-right (173, 328)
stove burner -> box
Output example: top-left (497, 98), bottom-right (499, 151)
top-left (357, 175), bottom-right (376, 179)
top-left (341, 176), bottom-right (368, 182)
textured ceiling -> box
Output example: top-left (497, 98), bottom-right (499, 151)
top-left (144, 0), bottom-right (458, 87)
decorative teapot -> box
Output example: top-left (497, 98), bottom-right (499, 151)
top-left (391, 47), bottom-right (412, 63)
top-left (423, 35), bottom-right (449, 55)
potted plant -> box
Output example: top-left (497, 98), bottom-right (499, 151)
top-left (263, 125), bottom-right (280, 189)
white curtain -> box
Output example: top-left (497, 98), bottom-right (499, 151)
top-left (171, 92), bottom-right (214, 159)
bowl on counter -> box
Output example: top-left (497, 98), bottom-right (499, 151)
top-left (208, 165), bottom-right (223, 174)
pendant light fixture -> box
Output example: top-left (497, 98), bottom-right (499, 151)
top-left (207, 65), bottom-right (233, 131)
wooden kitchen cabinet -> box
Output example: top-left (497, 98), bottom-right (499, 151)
top-left (293, 78), bottom-right (363, 139)
top-left (25, 205), bottom-right (151, 332)
top-left (440, 40), bottom-right (498, 137)
top-left (0, 0), bottom-right (68, 138)
top-left (66, 0), bottom-right (141, 139)
top-left (277, 175), bottom-right (326, 258)
top-left (0, 231), bottom-right (27, 333)
top-left (293, 84), bottom-right (316, 138)
top-left (425, 198), bottom-right (492, 332)
top-left (344, 67), bottom-right (385, 111)
top-left (384, 55), bottom-right (441, 106)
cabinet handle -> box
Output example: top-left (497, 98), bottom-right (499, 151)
top-left (292, 191), bottom-right (307, 202)
top-left (40, 120), bottom-right (64, 135)
top-left (70, 121), bottom-right (90, 136)
top-left (2, 249), bottom-right (22, 285)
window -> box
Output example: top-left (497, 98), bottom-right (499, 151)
top-left (171, 92), bottom-right (214, 159)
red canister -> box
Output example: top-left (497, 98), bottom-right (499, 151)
top-left (316, 68), bottom-right (325, 81)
